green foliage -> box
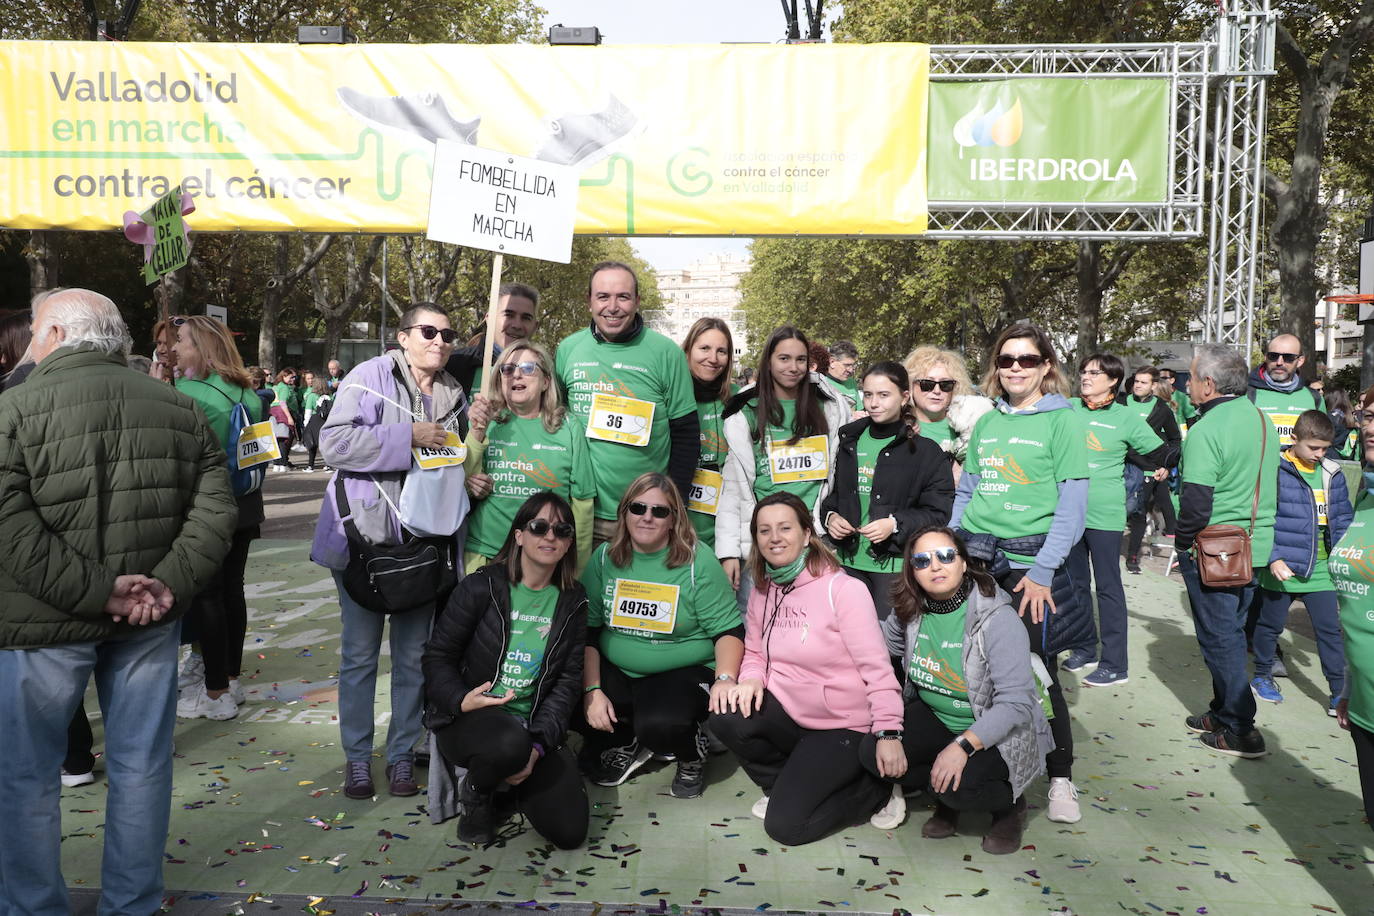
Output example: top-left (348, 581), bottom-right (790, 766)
top-left (1331, 361), bottom-right (1363, 397)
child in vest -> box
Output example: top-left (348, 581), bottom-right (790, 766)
top-left (1252, 409), bottom-right (1353, 715)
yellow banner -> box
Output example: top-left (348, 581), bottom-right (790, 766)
top-left (0, 40), bottom-right (929, 235)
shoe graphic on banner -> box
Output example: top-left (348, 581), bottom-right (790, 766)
top-left (336, 87), bottom-right (480, 145)
top-left (532, 94), bottom-right (643, 170)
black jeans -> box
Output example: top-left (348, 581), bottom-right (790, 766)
top-left (1350, 717), bottom-right (1374, 829)
top-left (998, 568), bottom-right (1072, 779)
top-left (190, 526), bottom-right (258, 691)
top-left (843, 567), bottom-right (901, 622)
top-left (1127, 477), bottom-right (1176, 558)
top-left (1066, 529), bottom-right (1130, 672)
top-left (859, 696), bottom-right (1014, 813)
top-left (436, 707), bottom-right (588, 849)
top-left (711, 692), bottom-right (886, 846)
top-left (576, 662), bottom-right (711, 760)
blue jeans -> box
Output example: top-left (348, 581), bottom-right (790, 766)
top-left (1177, 551), bottom-right (1259, 734)
top-left (1066, 529), bottom-right (1129, 672)
top-left (1253, 588), bottom-right (1345, 694)
top-left (0, 623), bottom-right (179, 916)
top-left (333, 571), bottom-right (432, 764)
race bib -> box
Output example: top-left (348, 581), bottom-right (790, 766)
top-left (687, 468), bottom-right (724, 515)
top-left (1316, 487), bottom-right (1328, 528)
top-left (413, 431), bottom-right (467, 469)
top-left (1267, 412), bottom-right (1299, 447)
top-left (586, 393), bottom-right (655, 447)
top-left (768, 435), bottom-right (829, 484)
top-left (608, 579), bottom-right (680, 634)
top-left (237, 420), bottom-right (280, 469)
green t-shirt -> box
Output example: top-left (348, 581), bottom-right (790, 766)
top-left (466, 415), bottom-right (596, 559)
top-left (1172, 389), bottom-right (1198, 424)
top-left (303, 390), bottom-right (321, 414)
top-left (175, 374), bottom-right (265, 446)
top-left (961, 405), bottom-right (1089, 543)
top-left (1330, 492), bottom-right (1374, 731)
top-left (495, 582), bottom-right (560, 718)
top-left (1250, 385), bottom-right (1324, 448)
top-left (908, 602), bottom-right (975, 733)
top-left (582, 543), bottom-right (741, 678)
top-left (917, 416), bottom-right (953, 453)
top-left (555, 326), bottom-right (696, 519)
top-left (745, 398), bottom-right (826, 509)
top-left (831, 375), bottom-right (862, 412)
top-left (1180, 396), bottom-right (1278, 566)
top-left (689, 397), bottom-right (729, 550)
top-left (1074, 400), bottom-right (1164, 532)
top-left (1259, 455), bottom-right (1333, 594)
top-left (272, 381), bottom-right (302, 415)
top-left (1122, 395), bottom-right (1157, 423)
top-left (844, 427), bottom-right (898, 573)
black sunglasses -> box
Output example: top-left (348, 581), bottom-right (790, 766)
top-left (402, 324), bottom-right (459, 344)
top-left (525, 518), bottom-right (574, 540)
top-left (628, 501), bottom-right (672, 519)
top-left (914, 378), bottom-right (957, 393)
top-left (1266, 351), bottom-right (1299, 363)
top-left (996, 353), bottom-right (1046, 370)
top-left (910, 546), bottom-right (959, 569)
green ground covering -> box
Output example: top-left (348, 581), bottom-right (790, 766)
top-left (60, 539), bottom-right (1374, 915)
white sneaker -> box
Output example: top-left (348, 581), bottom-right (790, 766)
top-left (178, 652), bottom-right (205, 691)
top-left (227, 678), bottom-right (246, 705)
top-left (869, 784), bottom-right (907, 830)
top-left (61, 769), bottom-right (95, 788)
top-left (1046, 777), bottom-right (1082, 823)
top-left (751, 795), bottom-right (770, 819)
top-left (177, 686), bottom-right (238, 721)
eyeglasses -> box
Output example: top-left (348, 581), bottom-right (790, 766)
top-left (170, 316), bottom-right (189, 327)
top-left (1266, 351), bottom-right (1299, 363)
top-left (401, 324), bottom-right (459, 344)
top-left (499, 361), bottom-right (542, 378)
top-left (1080, 368), bottom-right (1107, 377)
top-left (628, 501), bottom-right (672, 519)
top-left (1354, 410), bottom-right (1374, 426)
top-left (525, 518), bottom-right (574, 540)
top-left (996, 353), bottom-right (1046, 370)
top-left (910, 546), bottom-right (959, 569)
top-left (914, 378), bottom-right (957, 393)
top-left (1159, 373), bottom-right (1175, 380)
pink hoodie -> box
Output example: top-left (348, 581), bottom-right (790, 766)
top-left (738, 566), bottom-right (904, 732)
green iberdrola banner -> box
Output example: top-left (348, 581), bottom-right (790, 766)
top-left (927, 79), bottom-right (1169, 204)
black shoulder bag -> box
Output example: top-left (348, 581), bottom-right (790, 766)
top-left (336, 476), bottom-right (457, 614)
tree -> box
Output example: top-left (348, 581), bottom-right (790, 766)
top-left (260, 234), bottom-right (333, 369)
top-left (308, 235), bottom-right (384, 361)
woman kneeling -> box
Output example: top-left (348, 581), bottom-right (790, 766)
top-left (861, 526), bottom-right (1053, 855)
top-left (711, 493), bottom-right (904, 846)
top-left (423, 493), bottom-right (589, 848)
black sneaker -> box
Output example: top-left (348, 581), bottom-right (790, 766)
top-left (458, 776), bottom-right (494, 846)
top-left (1199, 727), bottom-right (1267, 758)
top-left (670, 758), bottom-right (706, 798)
top-left (1184, 712), bottom-right (1219, 734)
top-left (584, 740), bottom-right (653, 787)
top-left (1126, 556), bottom-right (1142, 574)
top-left (1060, 648), bottom-right (1098, 673)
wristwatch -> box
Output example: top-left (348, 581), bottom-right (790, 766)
top-left (954, 736), bottom-right (977, 756)
top-left (874, 730), bottom-right (904, 741)
top-left (715, 673), bottom-right (737, 683)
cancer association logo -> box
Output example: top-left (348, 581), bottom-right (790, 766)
top-left (953, 97), bottom-right (1024, 156)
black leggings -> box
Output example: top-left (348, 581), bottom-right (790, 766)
top-left (998, 568), bottom-right (1072, 779)
top-left (1351, 717), bottom-right (1374, 829)
top-left (843, 568), bottom-right (901, 622)
top-left (710, 692), bottom-right (886, 846)
top-left (1127, 477), bottom-right (1176, 558)
top-left (436, 707), bottom-right (589, 849)
top-left (576, 662), bottom-right (711, 760)
top-left (191, 526), bottom-right (257, 691)
top-left (859, 696), bottom-right (1013, 812)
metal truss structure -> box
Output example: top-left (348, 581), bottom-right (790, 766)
top-left (924, 2), bottom-right (1276, 346)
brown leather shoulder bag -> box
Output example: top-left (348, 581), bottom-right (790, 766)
top-left (1193, 407), bottom-right (1267, 588)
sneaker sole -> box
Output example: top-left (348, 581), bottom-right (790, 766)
top-left (344, 786), bottom-right (375, 799)
top-left (1083, 676), bottom-right (1129, 687)
top-left (1045, 808), bottom-right (1082, 824)
top-left (1184, 717), bottom-right (1217, 734)
top-left (1061, 660), bottom-right (1098, 673)
top-left (670, 784), bottom-right (705, 799)
top-left (592, 753), bottom-right (652, 788)
top-left (1250, 686), bottom-right (1282, 704)
top-left (1200, 739), bottom-right (1267, 759)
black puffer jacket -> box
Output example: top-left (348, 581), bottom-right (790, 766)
top-left (422, 564), bottom-right (587, 751)
top-left (819, 417), bottom-right (955, 562)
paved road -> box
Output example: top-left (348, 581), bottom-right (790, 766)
top-left (259, 468), bottom-right (330, 539)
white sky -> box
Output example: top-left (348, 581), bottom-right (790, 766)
top-left (537, 0), bottom-right (828, 271)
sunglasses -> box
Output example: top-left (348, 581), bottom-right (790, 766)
top-left (525, 518), bottom-right (574, 540)
top-left (910, 546), bottom-right (959, 569)
top-left (402, 324), bottom-right (459, 344)
top-left (170, 316), bottom-right (189, 327)
top-left (914, 378), bottom-right (957, 393)
top-left (628, 501), bottom-right (672, 519)
top-left (1266, 351), bottom-right (1299, 363)
top-left (499, 360), bottom-right (542, 378)
top-left (996, 353), bottom-right (1046, 370)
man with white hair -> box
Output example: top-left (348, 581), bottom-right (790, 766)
top-left (0, 288), bottom-right (238, 914)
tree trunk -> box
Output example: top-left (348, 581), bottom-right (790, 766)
top-left (26, 231), bottom-right (58, 293)
top-left (257, 233), bottom-right (335, 369)
top-left (1076, 241), bottom-right (1104, 358)
top-left (311, 236), bottom-right (385, 361)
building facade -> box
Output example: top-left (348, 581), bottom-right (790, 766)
top-left (644, 252), bottom-right (750, 361)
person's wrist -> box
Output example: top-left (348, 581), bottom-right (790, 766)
top-left (583, 684), bottom-right (602, 694)
top-left (953, 736), bottom-right (977, 756)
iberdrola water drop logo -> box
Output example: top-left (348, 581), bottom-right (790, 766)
top-left (952, 97), bottom-right (1023, 158)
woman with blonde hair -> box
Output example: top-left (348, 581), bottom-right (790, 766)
top-left (577, 472), bottom-right (743, 799)
top-left (171, 315), bottom-right (265, 720)
top-left (463, 340), bottom-right (595, 573)
top-left (902, 345), bottom-right (994, 477)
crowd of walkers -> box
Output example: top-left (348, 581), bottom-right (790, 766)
top-left (1, 276), bottom-right (1372, 915)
